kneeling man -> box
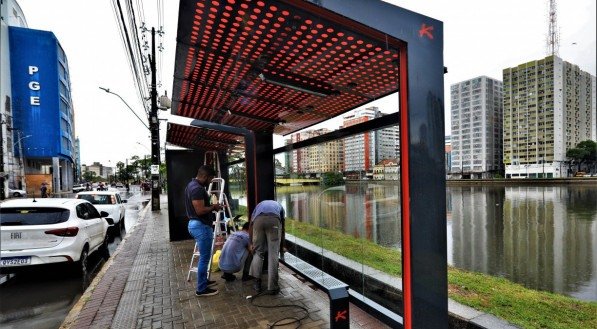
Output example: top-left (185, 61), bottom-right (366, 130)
top-left (219, 222), bottom-right (252, 281)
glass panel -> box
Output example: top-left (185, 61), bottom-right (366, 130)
top-left (0, 207), bottom-right (70, 225)
top-left (274, 127), bottom-right (403, 315)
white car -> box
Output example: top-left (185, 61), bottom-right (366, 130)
top-left (75, 191), bottom-right (127, 231)
top-left (72, 184), bottom-right (87, 193)
top-left (0, 198), bottom-right (113, 276)
top-left (8, 188), bottom-right (27, 198)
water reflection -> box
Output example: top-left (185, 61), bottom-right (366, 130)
top-left (276, 182), bottom-right (401, 248)
top-left (262, 183), bottom-right (597, 301)
top-left (449, 185), bottom-right (597, 301)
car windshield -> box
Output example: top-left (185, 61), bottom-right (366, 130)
top-left (0, 207), bottom-right (70, 225)
top-left (78, 194), bottom-right (114, 205)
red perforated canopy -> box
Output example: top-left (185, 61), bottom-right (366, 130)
top-left (169, 0), bottom-right (404, 150)
top-left (167, 122), bottom-right (244, 154)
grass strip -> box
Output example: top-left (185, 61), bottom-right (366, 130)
top-left (285, 218), bottom-right (597, 329)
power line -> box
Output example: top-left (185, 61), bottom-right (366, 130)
top-left (114, 0), bottom-right (148, 104)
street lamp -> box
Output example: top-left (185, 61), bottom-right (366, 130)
top-left (16, 132), bottom-right (32, 190)
top-left (136, 142), bottom-right (150, 180)
top-left (100, 28), bottom-right (170, 211)
top-left (98, 87), bottom-right (149, 130)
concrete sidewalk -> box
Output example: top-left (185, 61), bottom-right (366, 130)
top-left (61, 196), bottom-right (389, 329)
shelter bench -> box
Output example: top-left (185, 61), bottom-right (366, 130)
top-left (281, 253), bottom-right (350, 329)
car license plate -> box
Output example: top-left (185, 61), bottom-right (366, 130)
top-left (1, 256), bottom-right (32, 266)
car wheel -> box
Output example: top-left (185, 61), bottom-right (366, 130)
top-left (113, 220), bottom-right (122, 237)
top-left (13, 192), bottom-right (21, 197)
top-left (99, 234), bottom-right (110, 259)
top-left (74, 248), bottom-right (89, 277)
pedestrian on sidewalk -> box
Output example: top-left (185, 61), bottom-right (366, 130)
top-left (248, 200), bottom-right (286, 294)
top-left (185, 165), bottom-right (222, 297)
top-left (219, 222), bottom-right (253, 282)
top-left (40, 182), bottom-right (48, 198)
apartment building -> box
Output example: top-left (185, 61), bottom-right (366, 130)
top-left (342, 107), bottom-right (400, 174)
top-left (290, 128), bottom-right (343, 175)
top-left (343, 108), bottom-right (377, 173)
top-left (290, 131), bottom-right (310, 174)
top-left (445, 135), bottom-right (452, 174)
top-left (503, 55), bottom-right (596, 178)
top-left (450, 76), bottom-right (503, 179)
top-left (375, 113), bottom-right (400, 164)
top-left (308, 139), bottom-right (343, 174)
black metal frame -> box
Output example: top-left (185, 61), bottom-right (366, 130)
top-left (257, 1), bottom-right (447, 327)
top-left (169, 1), bottom-right (446, 327)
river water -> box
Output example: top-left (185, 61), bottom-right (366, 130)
top-left (235, 182), bottom-right (597, 301)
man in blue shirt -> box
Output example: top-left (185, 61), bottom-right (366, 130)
top-left (185, 165), bottom-right (222, 297)
top-left (248, 200), bottom-right (286, 294)
top-left (219, 222), bottom-right (252, 281)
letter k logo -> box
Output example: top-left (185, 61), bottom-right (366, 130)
top-left (419, 23), bottom-right (434, 39)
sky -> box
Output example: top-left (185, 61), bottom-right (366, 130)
top-left (16, 0), bottom-right (596, 167)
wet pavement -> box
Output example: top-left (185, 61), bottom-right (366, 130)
top-left (0, 190), bottom-right (150, 329)
top-left (60, 195), bottom-right (389, 329)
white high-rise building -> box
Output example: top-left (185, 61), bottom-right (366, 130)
top-left (503, 55), bottom-right (596, 178)
top-left (343, 108), bottom-right (377, 173)
top-left (450, 76), bottom-right (503, 179)
top-left (343, 107), bottom-right (400, 176)
top-left (375, 113), bottom-right (400, 164)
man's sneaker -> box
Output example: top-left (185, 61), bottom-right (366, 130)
top-left (241, 274), bottom-right (253, 282)
top-left (195, 287), bottom-right (219, 297)
top-left (207, 280), bottom-right (217, 287)
top-left (221, 273), bottom-right (236, 282)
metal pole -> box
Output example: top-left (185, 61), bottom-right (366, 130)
top-left (17, 131), bottom-right (30, 190)
top-left (0, 118), bottom-right (5, 200)
top-left (150, 27), bottom-right (161, 211)
top-left (126, 158), bottom-right (129, 189)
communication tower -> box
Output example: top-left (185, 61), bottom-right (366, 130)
top-left (547, 0), bottom-right (560, 56)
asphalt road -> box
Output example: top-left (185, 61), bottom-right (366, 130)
top-left (0, 190), bottom-right (150, 329)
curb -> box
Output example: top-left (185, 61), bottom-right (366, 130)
top-left (59, 201), bottom-right (152, 329)
top-left (287, 234), bottom-right (520, 329)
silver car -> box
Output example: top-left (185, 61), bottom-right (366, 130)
top-left (8, 188), bottom-right (27, 198)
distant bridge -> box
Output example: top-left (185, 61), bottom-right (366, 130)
top-left (275, 178), bottom-right (320, 186)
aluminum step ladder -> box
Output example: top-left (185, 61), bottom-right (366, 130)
top-left (186, 153), bottom-right (236, 282)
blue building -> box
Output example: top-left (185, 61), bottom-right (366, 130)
top-left (9, 26), bottom-right (76, 193)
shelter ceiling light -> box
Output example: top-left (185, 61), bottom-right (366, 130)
top-left (258, 73), bottom-right (334, 98)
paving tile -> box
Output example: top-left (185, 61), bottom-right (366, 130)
top-left (62, 199), bottom-right (392, 329)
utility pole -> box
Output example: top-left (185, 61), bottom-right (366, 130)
top-left (149, 27), bottom-right (161, 211)
top-left (0, 117), bottom-right (5, 200)
top-left (16, 131), bottom-right (31, 190)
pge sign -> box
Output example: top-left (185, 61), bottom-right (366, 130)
top-left (28, 66), bottom-right (41, 106)
top-left (150, 165), bottom-right (159, 175)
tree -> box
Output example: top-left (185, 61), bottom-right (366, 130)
top-left (321, 172), bottom-right (344, 187)
top-left (83, 170), bottom-right (96, 182)
top-left (229, 163), bottom-right (246, 195)
top-left (274, 158), bottom-right (286, 176)
top-left (566, 140), bottom-right (597, 173)
top-left (116, 161), bottom-right (126, 182)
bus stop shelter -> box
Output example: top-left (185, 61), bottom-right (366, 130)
top-left (166, 0), bottom-right (446, 327)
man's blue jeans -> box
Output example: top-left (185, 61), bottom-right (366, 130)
top-left (188, 220), bottom-right (213, 292)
